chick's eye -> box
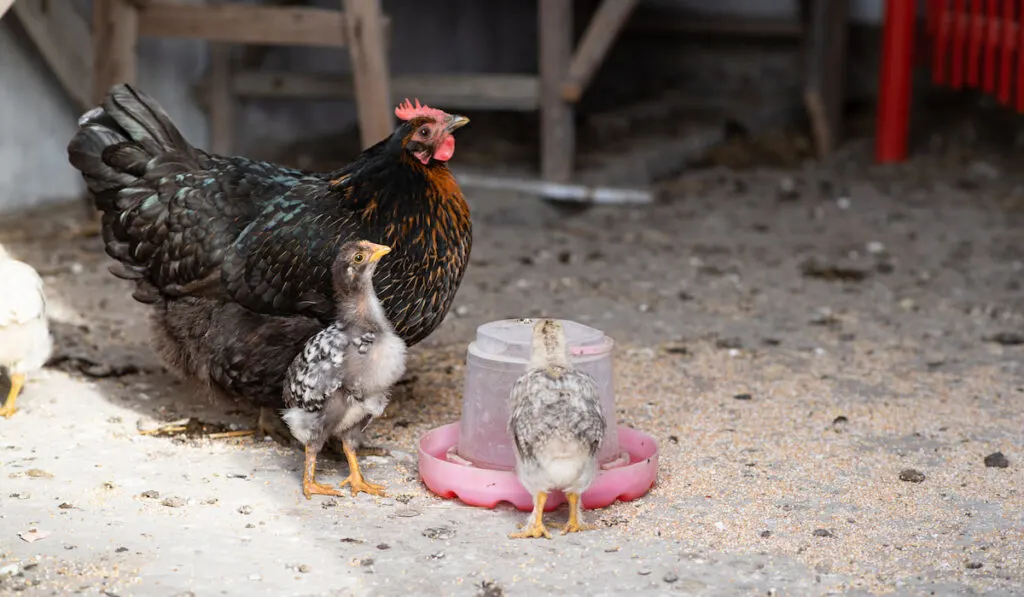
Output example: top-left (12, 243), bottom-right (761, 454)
top-left (419, 127), bottom-right (430, 137)
top-left (353, 253), bottom-right (365, 264)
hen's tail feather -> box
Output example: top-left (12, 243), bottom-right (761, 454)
top-left (67, 83), bottom-right (197, 212)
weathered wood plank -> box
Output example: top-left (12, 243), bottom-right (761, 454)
top-left (803, 0), bottom-right (849, 157)
top-left (198, 71), bottom-right (539, 111)
top-left (11, 0), bottom-right (93, 109)
top-left (561, 0), bottom-right (638, 102)
top-left (539, 0), bottom-right (575, 184)
top-left (207, 43), bottom-right (234, 155)
top-left (343, 0), bottom-right (393, 147)
top-left (93, 0), bottom-right (138, 104)
top-left (138, 1), bottom-right (350, 47)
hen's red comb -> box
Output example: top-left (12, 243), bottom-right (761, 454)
top-left (394, 98), bottom-right (447, 122)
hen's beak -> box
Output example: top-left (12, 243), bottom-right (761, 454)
top-left (446, 114), bottom-right (470, 133)
top-left (367, 243), bottom-right (392, 263)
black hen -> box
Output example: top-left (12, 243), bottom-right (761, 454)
top-left (67, 85), bottom-right (472, 408)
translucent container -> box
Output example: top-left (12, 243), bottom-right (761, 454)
top-left (454, 318), bottom-right (625, 470)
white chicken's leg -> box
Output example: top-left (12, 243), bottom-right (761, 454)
top-left (0, 373), bottom-right (25, 419)
top-left (509, 491), bottom-right (552, 539)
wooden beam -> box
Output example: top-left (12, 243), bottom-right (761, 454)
top-left (343, 0), bottom-right (393, 148)
top-left (561, 0), bottom-right (638, 102)
top-left (803, 0), bottom-right (849, 157)
top-left (93, 0), bottom-right (138, 104)
top-left (137, 1), bottom-right (352, 47)
top-left (10, 0), bottom-right (93, 110)
top-left (199, 71), bottom-right (539, 110)
top-left (539, 0), bottom-right (575, 184)
top-left (207, 43), bottom-right (234, 154)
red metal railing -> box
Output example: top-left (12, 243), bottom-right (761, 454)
top-left (876, 0), bottom-right (1024, 163)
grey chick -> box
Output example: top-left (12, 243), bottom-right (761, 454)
top-left (0, 244), bottom-right (53, 419)
top-left (282, 240), bottom-right (407, 500)
top-left (508, 319), bottom-right (605, 539)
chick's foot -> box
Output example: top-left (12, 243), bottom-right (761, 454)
top-left (0, 373), bottom-right (24, 419)
top-left (509, 491), bottom-right (551, 539)
top-left (560, 492), bottom-right (598, 535)
top-left (339, 442), bottom-right (386, 497)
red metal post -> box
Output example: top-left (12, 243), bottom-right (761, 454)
top-left (876, 0), bottom-right (918, 163)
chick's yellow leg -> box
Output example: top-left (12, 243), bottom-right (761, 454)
top-left (509, 492), bottom-right (552, 539)
top-left (561, 492), bottom-right (598, 534)
top-left (302, 444), bottom-right (344, 500)
top-left (0, 373), bottom-right (25, 419)
top-left (338, 441), bottom-right (386, 497)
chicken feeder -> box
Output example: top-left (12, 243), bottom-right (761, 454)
top-left (418, 318), bottom-right (659, 512)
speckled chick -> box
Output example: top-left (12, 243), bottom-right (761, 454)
top-left (0, 244), bottom-right (53, 419)
top-left (282, 240), bottom-right (407, 500)
top-left (508, 319), bottom-right (605, 539)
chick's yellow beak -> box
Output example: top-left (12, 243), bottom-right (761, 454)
top-left (367, 243), bottom-right (392, 262)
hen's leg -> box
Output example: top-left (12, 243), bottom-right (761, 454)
top-left (338, 440), bottom-right (386, 497)
top-left (0, 373), bottom-right (25, 419)
top-left (561, 492), bottom-right (598, 534)
top-left (197, 407), bottom-right (293, 443)
top-left (509, 492), bottom-right (551, 539)
top-left (302, 444), bottom-right (344, 499)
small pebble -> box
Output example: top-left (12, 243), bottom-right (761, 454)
top-left (238, 505), bottom-right (254, 515)
top-left (733, 393), bottom-right (752, 401)
top-left (25, 469), bottom-right (54, 479)
top-left (0, 564), bottom-right (20, 577)
top-left (297, 564), bottom-right (311, 574)
top-left (377, 543), bottom-right (391, 550)
top-left (58, 502), bottom-right (74, 509)
top-left (422, 527), bottom-right (455, 540)
top-left (989, 332), bottom-right (1024, 346)
top-left (115, 547), bottom-right (128, 553)
top-left (899, 469), bottom-right (926, 483)
top-left (984, 452), bottom-right (1009, 468)
top-left (812, 529), bottom-right (834, 538)
top-left (760, 530), bottom-right (773, 538)
top-left (638, 568), bottom-right (651, 576)
top-left (161, 497), bottom-right (186, 508)
top-left (140, 490), bottom-right (160, 499)
top-left (966, 561), bottom-right (983, 569)
top-left (663, 573), bottom-right (679, 584)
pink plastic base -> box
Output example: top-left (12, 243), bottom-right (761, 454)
top-left (418, 423), bottom-right (659, 512)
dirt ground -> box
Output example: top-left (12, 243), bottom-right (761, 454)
top-left (1, 130), bottom-right (1022, 596)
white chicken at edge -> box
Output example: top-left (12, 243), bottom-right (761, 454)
top-left (0, 243), bottom-right (52, 419)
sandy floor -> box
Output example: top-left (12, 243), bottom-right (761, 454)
top-left (1, 138), bottom-right (1022, 596)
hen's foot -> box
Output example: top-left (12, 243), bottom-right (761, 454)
top-left (255, 407), bottom-right (294, 445)
top-left (1, 373), bottom-right (25, 419)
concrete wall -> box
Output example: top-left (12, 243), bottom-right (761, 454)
top-left (0, 0), bottom-right (888, 212)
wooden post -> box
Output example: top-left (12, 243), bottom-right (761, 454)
top-left (93, 0), bottom-right (139, 104)
top-left (539, 0), bottom-right (574, 184)
top-left (208, 43), bottom-right (234, 154)
top-left (803, 0), bottom-right (849, 158)
top-left (561, 0), bottom-right (638, 102)
top-left (343, 0), bottom-right (393, 149)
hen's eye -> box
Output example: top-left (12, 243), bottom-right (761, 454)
top-left (419, 127), bottom-right (430, 137)
top-left (353, 253), bottom-right (365, 264)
